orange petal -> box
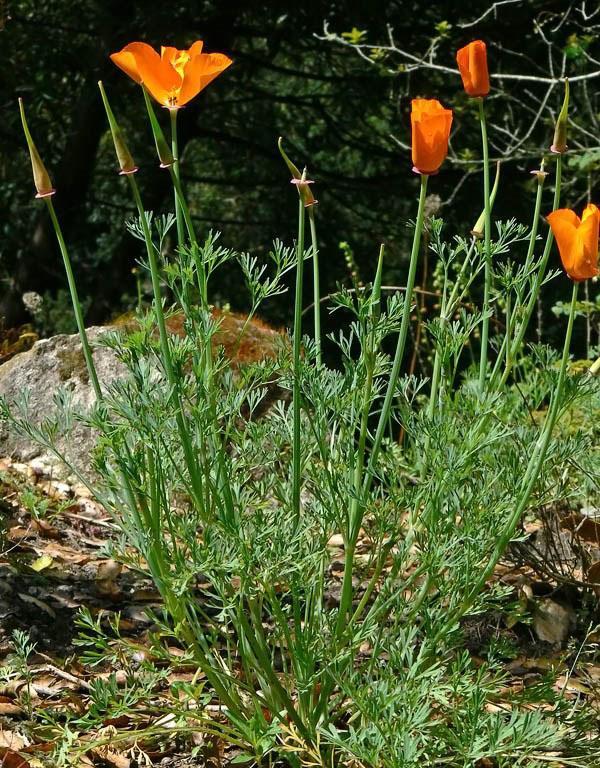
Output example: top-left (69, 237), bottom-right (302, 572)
top-left (547, 208), bottom-right (582, 279)
top-left (110, 41), bottom-right (158, 84)
top-left (177, 52), bottom-right (233, 106)
top-left (576, 205), bottom-right (600, 280)
top-left (111, 42), bottom-right (181, 106)
top-left (411, 99), bottom-right (452, 174)
top-left (457, 41), bottom-right (489, 97)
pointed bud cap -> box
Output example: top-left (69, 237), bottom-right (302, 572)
top-left (278, 137), bottom-right (317, 208)
top-left (471, 160), bottom-right (501, 238)
top-left (530, 158), bottom-right (548, 185)
top-left (550, 79), bottom-right (569, 154)
top-left (18, 98), bottom-right (56, 199)
top-left (142, 87), bottom-right (174, 168)
top-left (98, 81), bottom-right (138, 175)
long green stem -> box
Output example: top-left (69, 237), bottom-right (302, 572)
top-left (363, 174), bottom-right (428, 490)
top-left (441, 280), bottom-right (579, 637)
top-left (505, 291), bottom-right (512, 371)
top-left (44, 198), bottom-right (101, 400)
top-left (488, 169), bottom-right (546, 387)
top-left (170, 108), bottom-right (185, 249)
top-left (126, 173), bottom-right (205, 515)
top-left (478, 97), bottom-right (492, 394)
top-left (308, 208), bottom-right (321, 365)
top-left (496, 155), bottom-right (562, 389)
top-left (335, 245), bottom-right (384, 637)
top-left (292, 198), bottom-right (306, 525)
top-left (427, 238), bottom-right (477, 420)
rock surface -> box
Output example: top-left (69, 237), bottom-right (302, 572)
top-left (0, 327), bottom-right (125, 476)
top-left (0, 312), bottom-right (285, 476)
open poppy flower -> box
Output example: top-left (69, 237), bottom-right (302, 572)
top-left (547, 204), bottom-right (600, 282)
top-left (456, 40), bottom-right (490, 98)
top-left (110, 41), bottom-right (232, 108)
top-left (411, 99), bottom-right (453, 175)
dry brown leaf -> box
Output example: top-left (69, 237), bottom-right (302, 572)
top-left (0, 732), bottom-right (26, 752)
top-left (90, 746), bottom-right (130, 768)
top-left (561, 513), bottom-right (600, 544)
top-left (17, 594), bottom-right (56, 619)
top-left (30, 520), bottom-right (60, 539)
top-left (0, 748), bottom-right (31, 768)
top-left (0, 698), bottom-right (23, 716)
top-left (39, 542), bottom-right (91, 565)
top-left (586, 560), bottom-right (600, 585)
top-left (6, 527), bottom-right (31, 543)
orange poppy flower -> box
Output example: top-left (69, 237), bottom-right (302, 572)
top-left (456, 40), bottom-right (490, 98)
top-left (547, 204), bottom-right (600, 282)
top-left (110, 41), bottom-right (232, 108)
top-left (411, 99), bottom-right (453, 175)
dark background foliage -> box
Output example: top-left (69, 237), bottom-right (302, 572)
top-left (1, 0), bottom-right (599, 354)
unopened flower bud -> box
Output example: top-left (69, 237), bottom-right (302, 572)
top-left (98, 81), bottom-right (138, 175)
top-left (278, 137), bottom-right (318, 208)
top-left (471, 160), bottom-right (501, 238)
top-left (18, 98), bottom-right (56, 199)
top-left (530, 158), bottom-right (548, 185)
top-left (142, 87), bottom-right (174, 168)
top-left (550, 79), bottom-right (569, 154)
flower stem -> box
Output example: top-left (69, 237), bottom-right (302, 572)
top-left (44, 198), bottom-right (101, 401)
top-left (292, 198), bottom-right (306, 525)
top-left (127, 173), bottom-right (205, 516)
top-left (308, 207), bottom-right (321, 366)
top-left (499, 154), bottom-right (562, 387)
top-left (489, 167), bottom-right (546, 387)
top-left (336, 245), bottom-right (384, 637)
top-left (170, 109), bottom-right (185, 249)
top-left (363, 173), bottom-right (428, 490)
top-left (478, 97), bottom-right (492, 394)
top-left (443, 279), bottom-right (579, 636)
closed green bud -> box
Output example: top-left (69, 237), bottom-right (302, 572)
top-left (18, 98), bottom-right (56, 199)
top-left (550, 78), bottom-right (569, 154)
top-left (278, 137), bottom-right (317, 208)
top-left (142, 87), bottom-right (174, 168)
top-left (471, 160), bottom-right (501, 238)
top-left (98, 81), bottom-right (138, 175)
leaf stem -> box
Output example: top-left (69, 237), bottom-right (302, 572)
top-left (44, 198), bottom-right (101, 401)
top-left (478, 97), bottom-right (492, 394)
top-left (170, 108), bottom-right (185, 249)
top-left (363, 173), bottom-right (428, 490)
top-left (292, 198), bottom-right (306, 525)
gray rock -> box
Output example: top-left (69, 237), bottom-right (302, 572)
top-left (0, 327), bottom-right (124, 475)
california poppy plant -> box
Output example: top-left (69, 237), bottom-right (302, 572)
top-left (456, 40), bottom-right (490, 98)
top-left (411, 99), bottom-right (453, 175)
top-left (110, 41), bottom-right (232, 109)
top-left (547, 205), bottom-right (600, 282)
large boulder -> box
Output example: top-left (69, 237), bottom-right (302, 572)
top-left (0, 327), bottom-right (124, 475)
top-left (0, 311), bottom-right (285, 476)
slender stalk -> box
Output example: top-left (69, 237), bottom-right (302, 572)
top-left (488, 169), bottom-right (546, 387)
top-left (292, 198), bottom-right (306, 525)
top-left (308, 207), bottom-right (321, 365)
top-left (170, 108), bottom-right (185, 249)
top-left (126, 173), bottom-right (205, 515)
top-left (440, 280), bottom-right (579, 637)
top-left (44, 199), bottom-right (101, 400)
top-left (335, 245), bottom-right (384, 637)
top-left (478, 97), bottom-right (492, 393)
top-left (505, 291), bottom-right (512, 372)
top-left (427, 238), bottom-right (477, 420)
top-left (499, 154), bottom-right (563, 387)
top-left (363, 174), bottom-right (428, 489)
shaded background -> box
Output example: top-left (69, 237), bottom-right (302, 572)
top-left (1, 0), bottom-right (599, 358)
